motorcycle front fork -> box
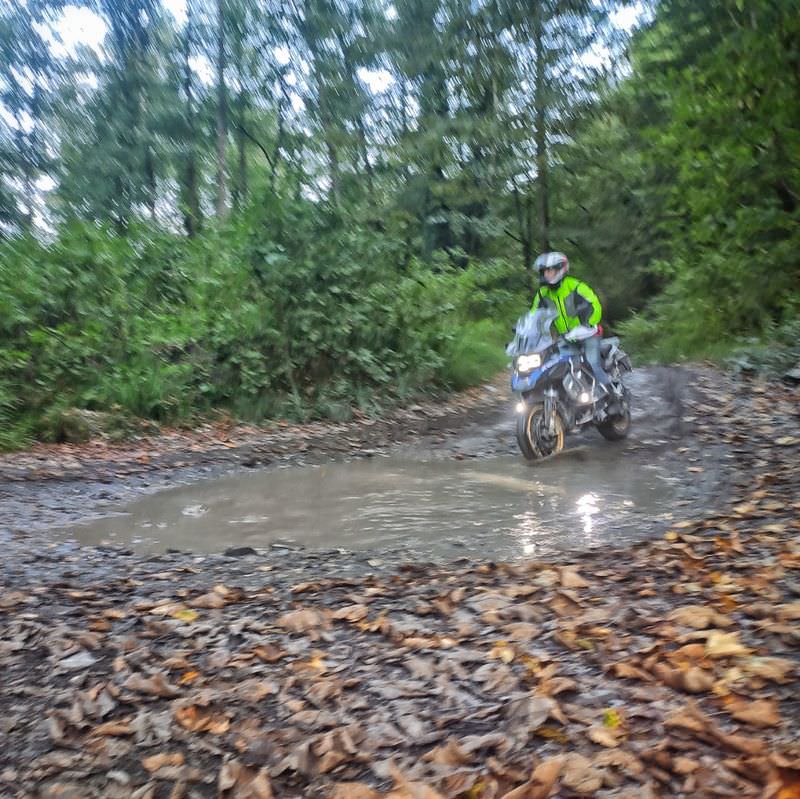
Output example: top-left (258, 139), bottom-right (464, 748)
top-left (543, 388), bottom-right (559, 435)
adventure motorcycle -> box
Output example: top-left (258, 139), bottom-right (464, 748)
top-left (507, 308), bottom-right (633, 460)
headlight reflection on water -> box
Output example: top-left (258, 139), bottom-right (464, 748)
top-left (576, 493), bottom-right (600, 535)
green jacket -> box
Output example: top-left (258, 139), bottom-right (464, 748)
top-left (530, 275), bottom-right (602, 334)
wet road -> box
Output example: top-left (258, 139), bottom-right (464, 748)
top-left (41, 366), bottom-right (733, 561)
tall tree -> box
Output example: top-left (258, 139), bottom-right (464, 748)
top-left (0, 3), bottom-right (55, 232)
top-left (214, 0), bottom-right (229, 217)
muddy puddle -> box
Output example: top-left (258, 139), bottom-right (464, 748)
top-left (56, 449), bottom-right (700, 561)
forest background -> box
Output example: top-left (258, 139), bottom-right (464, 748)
top-left (0, 0), bottom-right (798, 450)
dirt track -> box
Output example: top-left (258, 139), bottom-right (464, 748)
top-left (0, 365), bottom-right (799, 799)
top-left (0, 366), bottom-right (722, 546)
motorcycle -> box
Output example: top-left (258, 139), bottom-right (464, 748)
top-left (506, 308), bottom-right (633, 460)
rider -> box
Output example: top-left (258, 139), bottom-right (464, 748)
top-left (531, 251), bottom-right (613, 392)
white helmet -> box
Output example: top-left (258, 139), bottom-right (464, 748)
top-left (534, 251), bottom-right (569, 287)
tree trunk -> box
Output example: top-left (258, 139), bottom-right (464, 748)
top-left (233, 92), bottom-right (247, 211)
top-left (533, 11), bottom-right (551, 251)
top-left (15, 119), bottom-right (33, 232)
top-left (182, 14), bottom-right (201, 237)
top-left (144, 145), bottom-right (157, 219)
top-left (215, 0), bottom-right (228, 219)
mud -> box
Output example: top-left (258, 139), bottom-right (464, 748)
top-left (0, 366), bottom-right (735, 570)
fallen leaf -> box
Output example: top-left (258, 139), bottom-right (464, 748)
top-left (500, 757), bottom-right (563, 798)
top-left (277, 608), bottom-right (330, 636)
top-left (608, 662), bottom-right (652, 682)
top-left (740, 657), bottom-right (795, 683)
top-left (557, 567), bottom-right (589, 589)
top-left (385, 761), bottom-right (445, 799)
top-left (489, 642), bottom-right (516, 663)
top-left (776, 602), bottom-right (800, 621)
top-left (560, 753), bottom-right (602, 794)
top-left (672, 757), bottom-right (699, 775)
top-left (592, 750), bottom-right (644, 776)
top-left (171, 609), bottom-right (199, 623)
top-left (331, 604), bottom-right (369, 622)
top-left (654, 662), bottom-right (714, 693)
top-left (705, 631), bottom-right (752, 659)
top-left (143, 753), bottom-right (185, 772)
top-left (124, 673), bottom-right (181, 697)
top-left (218, 760), bottom-right (273, 798)
top-left (668, 605), bottom-right (732, 629)
top-left (423, 739), bottom-right (472, 767)
top-left (91, 720), bottom-right (132, 737)
top-left (727, 698), bottom-right (782, 728)
top-left (587, 725), bottom-right (624, 748)
top-left (179, 671), bottom-right (201, 685)
top-left (252, 644), bottom-right (285, 663)
top-left (328, 784), bottom-right (381, 799)
top-left (175, 704), bottom-right (231, 734)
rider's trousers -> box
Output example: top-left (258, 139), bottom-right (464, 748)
top-left (583, 336), bottom-right (611, 386)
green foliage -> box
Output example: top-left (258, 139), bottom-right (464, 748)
top-left (0, 200), bottom-right (525, 449)
top-left (595, 1), bottom-right (799, 355)
top-left (440, 319), bottom-right (509, 390)
top-left (726, 314), bottom-right (800, 378)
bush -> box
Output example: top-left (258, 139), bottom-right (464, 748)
top-left (0, 205), bottom-right (526, 450)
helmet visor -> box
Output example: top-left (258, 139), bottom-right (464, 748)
top-left (534, 252), bottom-right (566, 272)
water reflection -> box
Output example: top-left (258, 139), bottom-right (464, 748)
top-left (56, 454), bottom-right (678, 559)
top-left (576, 492), bottom-right (600, 534)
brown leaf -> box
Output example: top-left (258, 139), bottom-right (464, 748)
top-left (678, 701), bottom-right (768, 755)
top-left (328, 784), bottom-right (381, 799)
top-left (668, 605), bottom-right (732, 629)
top-left (189, 587), bottom-right (234, 609)
top-left (671, 756), bottom-right (699, 775)
top-left (560, 753), bottom-right (603, 794)
top-left (536, 676), bottom-right (577, 697)
top-left (124, 673), bottom-right (181, 697)
top-left (503, 622), bottom-right (542, 642)
top-left (664, 708), bottom-right (707, 734)
top-left (331, 604), bottom-right (369, 622)
top-left (385, 762), bottom-right (446, 799)
top-left (549, 591), bottom-right (583, 617)
top-left (143, 753), bottom-right (185, 773)
top-left (608, 662), bottom-right (653, 682)
top-left (506, 696), bottom-right (562, 738)
top-left (252, 644), bottom-right (285, 663)
top-left (587, 725), bottom-right (624, 748)
top-left (654, 663), bottom-right (714, 693)
top-left (776, 602), bottom-right (800, 621)
top-left (91, 720), bottom-right (132, 737)
top-left (423, 739), bottom-right (473, 767)
top-left (727, 698), bottom-right (782, 728)
top-left (705, 631), bottom-right (752, 659)
top-left (277, 608), bottom-right (330, 636)
top-left (175, 704), bottom-right (231, 734)
top-left (500, 757), bottom-right (563, 799)
top-left (219, 760), bottom-right (273, 799)
top-left (593, 750), bottom-right (644, 776)
top-left (740, 657), bottom-right (795, 683)
top-left (557, 567), bottom-right (590, 589)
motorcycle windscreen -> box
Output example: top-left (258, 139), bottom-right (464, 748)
top-left (507, 308), bottom-right (559, 356)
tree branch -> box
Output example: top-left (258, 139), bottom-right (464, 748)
top-left (231, 120), bottom-right (276, 171)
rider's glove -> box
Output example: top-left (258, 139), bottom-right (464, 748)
top-left (563, 329), bottom-right (579, 342)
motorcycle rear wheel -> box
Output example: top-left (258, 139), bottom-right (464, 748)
top-left (516, 404), bottom-right (564, 460)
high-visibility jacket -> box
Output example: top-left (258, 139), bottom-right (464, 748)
top-left (530, 275), bottom-right (602, 334)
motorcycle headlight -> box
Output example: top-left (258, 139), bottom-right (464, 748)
top-left (517, 353), bottom-right (542, 372)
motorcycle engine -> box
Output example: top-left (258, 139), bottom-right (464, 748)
top-left (563, 373), bottom-right (587, 400)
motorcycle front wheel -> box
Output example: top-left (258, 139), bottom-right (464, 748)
top-left (516, 404), bottom-right (565, 460)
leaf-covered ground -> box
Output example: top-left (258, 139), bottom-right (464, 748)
top-left (1, 370), bottom-right (799, 799)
